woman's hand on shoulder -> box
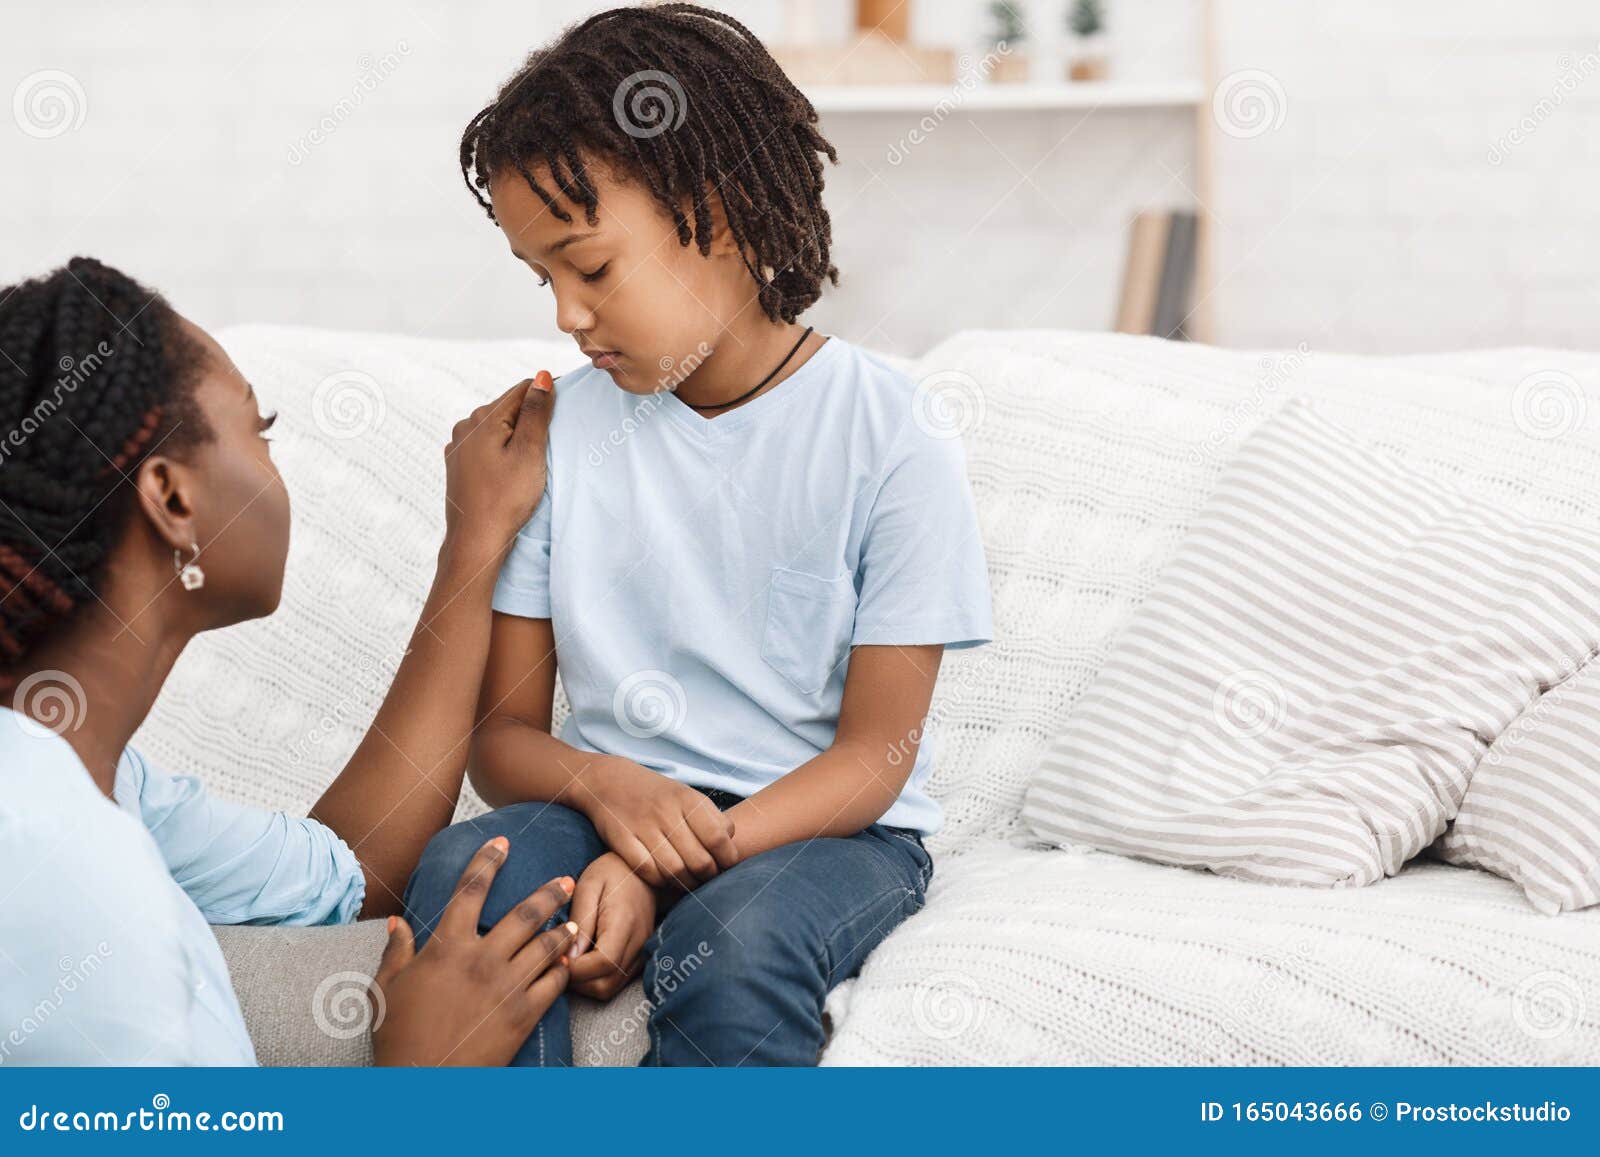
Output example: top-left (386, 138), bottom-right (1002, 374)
top-left (368, 836), bottom-right (575, 1067)
top-left (442, 371), bottom-right (554, 563)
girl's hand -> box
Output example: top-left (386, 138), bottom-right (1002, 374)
top-left (567, 852), bottom-right (655, 1000)
top-left (576, 757), bottom-right (739, 889)
top-left (368, 837), bottom-right (575, 1067)
top-left (442, 372), bottom-right (554, 560)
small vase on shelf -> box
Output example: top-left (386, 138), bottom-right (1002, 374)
top-left (986, 0), bottom-right (1030, 84)
top-left (1067, 0), bottom-right (1109, 82)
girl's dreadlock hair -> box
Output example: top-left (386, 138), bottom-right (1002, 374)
top-left (459, 2), bottom-right (840, 324)
top-left (0, 257), bottom-right (210, 668)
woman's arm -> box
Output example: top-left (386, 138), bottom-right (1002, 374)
top-left (309, 375), bottom-right (552, 918)
top-left (722, 643), bottom-right (944, 860)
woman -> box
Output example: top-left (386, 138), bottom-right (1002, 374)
top-left (0, 257), bottom-right (571, 1066)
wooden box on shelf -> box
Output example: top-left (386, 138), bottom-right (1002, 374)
top-left (772, 30), bottom-right (956, 86)
top-left (990, 53), bottom-right (1031, 84)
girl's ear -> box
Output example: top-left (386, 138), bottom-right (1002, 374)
top-left (695, 181), bottom-right (744, 258)
top-left (131, 453), bottom-right (199, 553)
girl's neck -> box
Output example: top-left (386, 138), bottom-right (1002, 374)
top-left (671, 321), bottom-right (822, 411)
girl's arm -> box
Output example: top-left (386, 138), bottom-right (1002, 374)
top-left (470, 612), bottom-right (736, 887)
top-left (468, 613), bottom-right (602, 809)
top-left (722, 643), bottom-right (944, 859)
top-left (308, 375), bottom-right (552, 918)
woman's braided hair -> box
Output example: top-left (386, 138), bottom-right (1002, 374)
top-left (0, 257), bottom-right (209, 667)
top-left (459, 2), bottom-right (840, 324)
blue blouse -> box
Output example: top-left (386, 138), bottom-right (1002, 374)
top-left (0, 706), bottom-right (365, 1065)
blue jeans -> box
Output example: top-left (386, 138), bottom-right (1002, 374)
top-left (399, 787), bottom-right (933, 1066)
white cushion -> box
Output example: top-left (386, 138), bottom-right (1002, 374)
top-left (1437, 655), bottom-right (1600, 913)
top-left (1023, 400), bottom-right (1600, 887)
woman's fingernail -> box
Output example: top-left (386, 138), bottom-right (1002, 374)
top-left (386, 915), bottom-right (397, 934)
top-left (564, 921), bottom-right (578, 936)
top-left (559, 955), bottom-right (570, 967)
top-left (558, 875), bottom-right (575, 895)
top-left (490, 836), bottom-right (509, 853)
top-left (533, 370), bottom-right (553, 391)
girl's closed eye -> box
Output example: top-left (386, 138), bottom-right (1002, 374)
top-left (535, 262), bottom-right (609, 288)
top-left (258, 410), bottom-right (277, 441)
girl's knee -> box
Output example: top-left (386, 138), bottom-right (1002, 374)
top-left (409, 803), bottom-right (598, 901)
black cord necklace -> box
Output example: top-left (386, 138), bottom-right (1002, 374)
top-left (685, 325), bottom-right (815, 412)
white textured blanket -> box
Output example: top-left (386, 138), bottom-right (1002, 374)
top-left (824, 840), bottom-right (1600, 1065)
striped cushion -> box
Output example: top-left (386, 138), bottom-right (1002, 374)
top-left (1434, 657), bottom-right (1600, 912)
top-left (1023, 399), bottom-right (1600, 889)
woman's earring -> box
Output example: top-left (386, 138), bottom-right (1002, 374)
top-left (175, 542), bottom-right (205, 591)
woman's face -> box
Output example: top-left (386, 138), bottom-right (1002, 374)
top-left (169, 317), bottom-right (292, 624)
top-left (487, 156), bottom-right (747, 395)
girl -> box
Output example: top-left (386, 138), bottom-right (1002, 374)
top-left (403, 3), bottom-right (992, 1066)
top-left (0, 257), bottom-right (573, 1065)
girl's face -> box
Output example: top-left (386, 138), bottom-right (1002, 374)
top-left (487, 156), bottom-right (750, 395)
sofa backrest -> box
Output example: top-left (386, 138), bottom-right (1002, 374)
top-left (133, 326), bottom-right (1600, 852)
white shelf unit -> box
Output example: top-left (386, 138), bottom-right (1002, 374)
top-left (805, 81), bottom-right (1204, 114)
top-left (795, 1), bottom-right (1218, 342)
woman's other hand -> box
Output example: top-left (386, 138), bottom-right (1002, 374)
top-left (443, 371), bottom-right (554, 560)
top-left (369, 836), bottom-right (574, 1066)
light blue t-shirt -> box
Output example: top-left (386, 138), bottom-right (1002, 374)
top-left (491, 334), bottom-right (992, 834)
top-left (0, 706), bottom-right (364, 1065)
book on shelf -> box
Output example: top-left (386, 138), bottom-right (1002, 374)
top-left (1116, 208), bottom-right (1198, 340)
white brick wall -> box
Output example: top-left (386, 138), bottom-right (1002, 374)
top-left (1, 0), bottom-right (1200, 356)
top-left (1209, 0), bottom-right (1600, 352)
top-left (12, 1), bottom-right (1587, 354)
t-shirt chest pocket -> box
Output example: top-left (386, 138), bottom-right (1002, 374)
top-left (760, 566), bottom-right (857, 695)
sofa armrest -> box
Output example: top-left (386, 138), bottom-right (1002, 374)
top-left (214, 921), bottom-right (654, 1066)
top-left (211, 920), bottom-right (387, 1067)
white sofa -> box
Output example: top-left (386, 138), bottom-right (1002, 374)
top-left (147, 325), bottom-right (1600, 1065)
